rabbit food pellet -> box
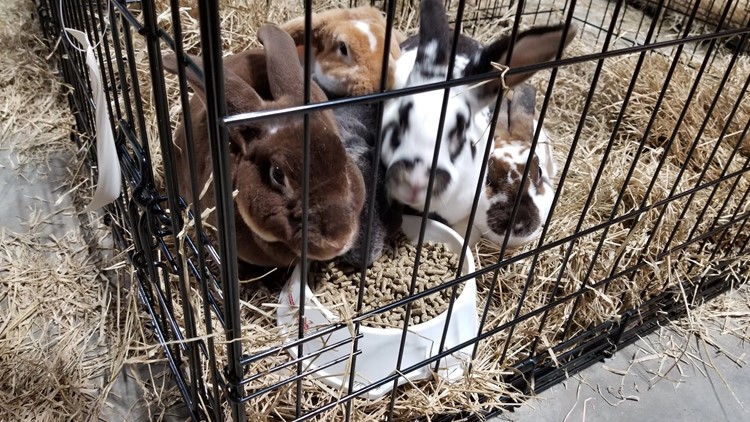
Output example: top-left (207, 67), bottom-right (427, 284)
top-left (311, 232), bottom-right (463, 329)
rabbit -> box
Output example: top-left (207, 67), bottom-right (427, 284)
top-left (281, 7), bottom-right (406, 266)
top-left (475, 84), bottom-right (557, 248)
top-left (329, 102), bottom-right (405, 267)
top-left (162, 24), bottom-right (366, 269)
top-left (281, 5), bottom-right (407, 96)
top-left (380, 0), bottom-right (576, 237)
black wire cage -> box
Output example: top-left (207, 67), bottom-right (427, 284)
top-left (35, 0), bottom-right (750, 420)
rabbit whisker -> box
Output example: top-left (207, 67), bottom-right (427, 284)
top-left (433, 190), bottom-right (449, 210)
top-left (450, 81), bottom-right (488, 99)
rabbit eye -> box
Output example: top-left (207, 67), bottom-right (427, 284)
top-left (338, 41), bottom-right (348, 57)
top-left (538, 166), bottom-right (543, 179)
top-left (270, 165), bottom-right (285, 187)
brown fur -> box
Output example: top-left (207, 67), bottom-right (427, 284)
top-left (490, 85), bottom-right (547, 193)
top-left (484, 84), bottom-right (548, 240)
top-left (281, 6), bottom-right (406, 96)
top-left (485, 153), bottom-right (543, 239)
top-left (163, 25), bottom-right (366, 268)
top-left (470, 24), bottom-right (578, 109)
top-left (486, 150), bottom-right (544, 197)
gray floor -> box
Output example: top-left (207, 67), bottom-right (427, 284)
top-left (493, 289), bottom-right (749, 422)
top-left (0, 147), bottom-right (188, 420)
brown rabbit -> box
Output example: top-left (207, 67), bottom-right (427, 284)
top-left (281, 6), bottom-right (406, 96)
top-left (163, 25), bottom-right (366, 268)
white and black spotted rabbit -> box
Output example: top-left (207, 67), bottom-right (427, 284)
top-left (380, 0), bottom-right (576, 237)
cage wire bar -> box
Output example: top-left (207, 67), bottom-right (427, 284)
top-left (34, 0), bottom-right (750, 420)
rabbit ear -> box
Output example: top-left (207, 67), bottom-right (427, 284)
top-left (465, 23), bottom-right (577, 109)
top-left (162, 53), bottom-right (208, 103)
top-left (494, 92), bottom-right (511, 142)
top-left (258, 24), bottom-right (328, 103)
top-left (507, 84), bottom-right (537, 141)
top-left (162, 53), bottom-right (263, 113)
top-left (408, 0), bottom-right (452, 84)
top-left (229, 123), bottom-right (266, 156)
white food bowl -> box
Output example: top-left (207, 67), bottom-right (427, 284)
top-left (276, 215), bottom-right (479, 400)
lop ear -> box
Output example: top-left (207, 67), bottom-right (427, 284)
top-left (163, 53), bottom-right (208, 103)
top-left (257, 24), bottom-right (328, 103)
top-left (466, 23), bottom-right (578, 109)
top-left (162, 52), bottom-right (263, 114)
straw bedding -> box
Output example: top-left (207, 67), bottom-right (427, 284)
top-left (637, 0), bottom-right (750, 31)
top-left (0, 1), bottom-right (114, 420)
top-left (111, 0), bottom-right (749, 420)
top-left (0, 1), bottom-right (185, 420)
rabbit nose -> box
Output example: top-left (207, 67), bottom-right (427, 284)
top-left (309, 237), bottom-right (351, 261)
top-left (304, 210), bottom-right (358, 260)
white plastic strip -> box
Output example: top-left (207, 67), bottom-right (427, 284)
top-left (64, 28), bottom-right (121, 212)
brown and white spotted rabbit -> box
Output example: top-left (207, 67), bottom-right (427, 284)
top-left (476, 84), bottom-right (558, 248)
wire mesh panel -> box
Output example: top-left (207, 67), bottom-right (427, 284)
top-left (36, 0), bottom-right (749, 420)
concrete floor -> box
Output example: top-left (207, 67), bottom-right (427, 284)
top-left (0, 147), bottom-right (186, 420)
top-left (493, 288), bottom-right (750, 422)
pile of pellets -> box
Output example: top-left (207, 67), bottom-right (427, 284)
top-left (311, 232), bottom-right (463, 329)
